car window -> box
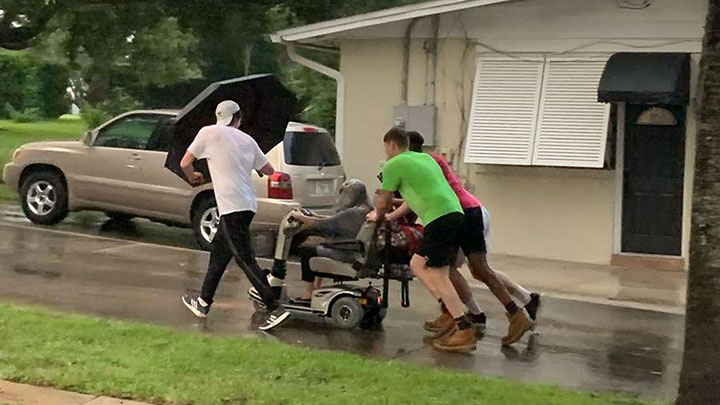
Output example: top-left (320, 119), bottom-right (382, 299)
top-left (283, 132), bottom-right (341, 166)
top-left (146, 117), bottom-right (175, 152)
top-left (94, 114), bottom-right (165, 150)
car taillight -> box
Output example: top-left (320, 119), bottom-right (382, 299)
top-left (268, 172), bottom-right (293, 199)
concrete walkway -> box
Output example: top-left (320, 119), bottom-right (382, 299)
top-left (0, 380), bottom-right (151, 405)
top-left (466, 253), bottom-right (687, 313)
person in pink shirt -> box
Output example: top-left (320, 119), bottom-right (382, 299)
top-left (406, 131), bottom-right (542, 343)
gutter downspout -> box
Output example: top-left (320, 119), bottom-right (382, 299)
top-left (402, 18), bottom-right (421, 104)
top-left (429, 15), bottom-right (440, 107)
top-left (283, 41), bottom-right (345, 160)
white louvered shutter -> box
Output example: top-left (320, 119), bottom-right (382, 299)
top-left (532, 57), bottom-right (611, 168)
top-left (464, 58), bottom-right (544, 165)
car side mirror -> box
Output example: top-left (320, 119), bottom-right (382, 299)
top-left (83, 131), bottom-right (94, 146)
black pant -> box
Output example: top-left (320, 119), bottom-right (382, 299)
top-left (298, 246), bottom-right (318, 283)
top-left (201, 211), bottom-right (276, 309)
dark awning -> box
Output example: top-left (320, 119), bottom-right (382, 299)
top-left (598, 53), bottom-right (690, 105)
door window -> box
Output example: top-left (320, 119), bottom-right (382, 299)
top-left (636, 107), bottom-right (678, 126)
top-left (146, 118), bottom-right (175, 152)
top-left (94, 114), bottom-right (165, 150)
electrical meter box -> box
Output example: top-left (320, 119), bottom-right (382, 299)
top-left (392, 105), bottom-right (437, 146)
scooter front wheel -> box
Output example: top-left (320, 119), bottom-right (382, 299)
top-left (330, 296), bottom-right (365, 329)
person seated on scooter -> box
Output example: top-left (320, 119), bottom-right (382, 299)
top-left (288, 178), bottom-right (377, 249)
top-left (284, 180), bottom-right (373, 304)
top-left (296, 199), bottom-right (423, 305)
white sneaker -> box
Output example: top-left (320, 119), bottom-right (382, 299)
top-left (258, 308), bottom-right (291, 331)
top-left (267, 274), bottom-right (285, 288)
top-left (248, 287), bottom-right (263, 303)
top-left (182, 295), bottom-right (209, 318)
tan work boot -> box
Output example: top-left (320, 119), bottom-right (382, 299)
top-left (502, 309), bottom-right (534, 346)
top-left (424, 311), bottom-right (453, 333)
top-left (433, 327), bottom-right (477, 353)
top-left (423, 321), bottom-right (458, 345)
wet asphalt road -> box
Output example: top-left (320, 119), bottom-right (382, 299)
top-left (0, 206), bottom-right (685, 400)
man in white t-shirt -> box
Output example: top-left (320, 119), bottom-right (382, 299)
top-left (180, 100), bottom-right (290, 331)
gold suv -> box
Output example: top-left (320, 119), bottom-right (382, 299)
top-left (3, 110), bottom-right (345, 250)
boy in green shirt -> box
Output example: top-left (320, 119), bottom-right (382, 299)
top-left (375, 128), bottom-right (476, 353)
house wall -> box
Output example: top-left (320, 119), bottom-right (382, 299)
top-left (337, 0), bottom-right (704, 265)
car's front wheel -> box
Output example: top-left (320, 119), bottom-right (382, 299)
top-left (20, 170), bottom-right (69, 225)
top-left (192, 197), bottom-right (219, 251)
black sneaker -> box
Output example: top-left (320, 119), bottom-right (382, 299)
top-left (258, 308), bottom-right (291, 331)
top-left (525, 293), bottom-right (542, 321)
top-left (182, 294), bottom-right (210, 318)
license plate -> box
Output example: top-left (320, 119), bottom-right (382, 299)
top-left (315, 180), bottom-right (332, 196)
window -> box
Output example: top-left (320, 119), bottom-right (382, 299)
top-left (464, 58), bottom-right (544, 165)
top-left (636, 107), bottom-right (677, 126)
top-left (283, 132), bottom-right (341, 167)
top-left (464, 55), bottom-right (611, 168)
top-left (146, 118), bottom-right (175, 152)
top-left (94, 114), bottom-right (166, 150)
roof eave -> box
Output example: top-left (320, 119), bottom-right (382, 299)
top-left (272, 0), bottom-right (514, 43)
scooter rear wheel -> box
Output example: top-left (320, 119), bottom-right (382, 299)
top-left (360, 307), bottom-right (386, 330)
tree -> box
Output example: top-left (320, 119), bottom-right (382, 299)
top-left (281, 0), bottom-right (423, 24)
top-left (1, 0), bottom-right (426, 124)
top-left (272, 0), bottom-right (426, 130)
top-left (0, 0), bottom-right (60, 50)
top-left (169, 0), bottom-right (279, 81)
top-left (676, 1), bottom-right (720, 404)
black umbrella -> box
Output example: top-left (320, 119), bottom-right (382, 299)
top-left (164, 74), bottom-right (297, 184)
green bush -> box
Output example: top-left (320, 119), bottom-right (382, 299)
top-left (5, 103), bottom-right (43, 123)
top-left (0, 53), bottom-right (31, 118)
top-left (80, 108), bottom-right (111, 129)
top-left (12, 108), bottom-right (44, 123)
top-left (97, 88), bottom-right (143, 117)
top-left (35, 64), bottom-right (72, 118)
top-left (0, 52), bottom-right (71, 119)
top-left (79, 88), bottom-right (142, 128)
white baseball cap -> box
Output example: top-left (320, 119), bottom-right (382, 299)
top-left (215, 100), bottom-right (241, 126)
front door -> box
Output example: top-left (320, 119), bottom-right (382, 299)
top-left (622, 104), bottom-right (686, 256)
top-left (74, 113), bottom-right (166, 211)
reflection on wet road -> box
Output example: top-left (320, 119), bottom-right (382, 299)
top-left (0, 209), bottom-right (685, 400)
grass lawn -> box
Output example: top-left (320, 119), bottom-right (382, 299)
top-left (0, 303), bottom-right (665, 405)
top-left (0, 117), bottom-right (86, 201)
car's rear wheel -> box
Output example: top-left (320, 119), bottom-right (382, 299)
top-left (20, 171), bottom-right (69, 226)
top-left (192, 196), bottom-right (218, 251)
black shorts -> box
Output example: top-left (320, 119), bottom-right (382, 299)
top-left (458, 207), bottom-right (487, 255)
top-left (417, 212), bottom-right (464, 268)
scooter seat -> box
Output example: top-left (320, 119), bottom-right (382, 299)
top-left (308, 256), bottom-right (360, 280)
top-left (320, 239), bottom-right (365, 252)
